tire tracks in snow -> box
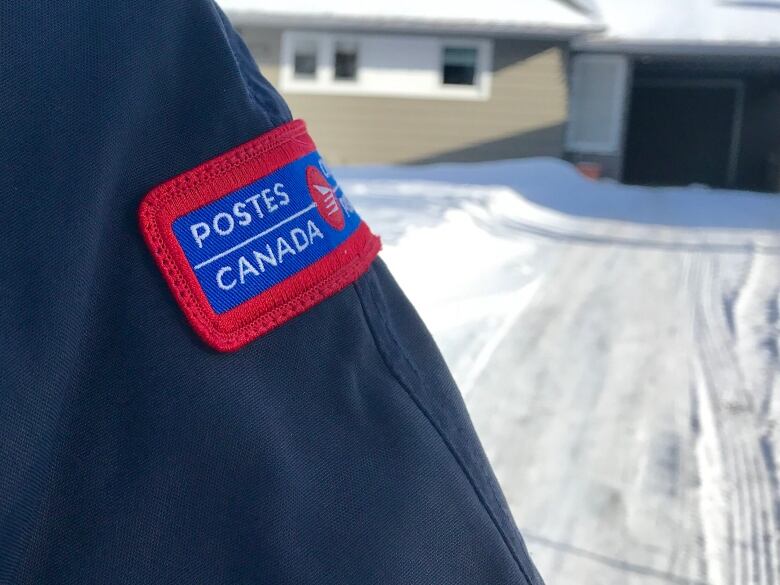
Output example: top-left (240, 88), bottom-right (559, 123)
top-left (460, 278), bottom-right (543, 398)
top-left (353, 176), bottom-right (780, 583)
top-left (467, 202), bottom-right (780, 584)
top-left (686, 253), bottom-right (780, 585)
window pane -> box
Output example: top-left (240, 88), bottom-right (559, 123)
top-left (566, 54), bottom-right (628, 153)
top-left (334, 41), bottom-right (358, 81)
top-left (293, 42), bottom-right (317, 78)
top-left (442, 47), bottom-right (477, 86)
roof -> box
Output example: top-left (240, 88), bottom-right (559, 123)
top-left (579, 0), bottom-right (780, 50)
top-left (217, 0), bottom-right (599, 37)
top-left (218, 0), bottom-right (780, 53)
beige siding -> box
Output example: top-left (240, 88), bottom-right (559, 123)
top-left (239, 27), bottom-right (568, 164)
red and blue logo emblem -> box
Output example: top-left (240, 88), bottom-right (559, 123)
top-left (139, 120), bottom-right (380, 351)
top-left (307, 164), bottom-right (346, 231)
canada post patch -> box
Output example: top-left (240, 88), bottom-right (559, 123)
top-left (139, 120), bottom-right (380, 351)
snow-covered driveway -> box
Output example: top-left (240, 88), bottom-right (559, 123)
top-left (340, 159), bottom-right (780, 585)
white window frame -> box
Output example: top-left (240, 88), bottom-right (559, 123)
top-left (437, 41), bottom-right (492, 99)
top-left (290, 37), bottom-right (319, 80)
top-left (279, 31), bottom-right (493, 101)
top-left (566, 54), bottom-right (630, 154)
top-left (332, 38), bottom-right (360, 83)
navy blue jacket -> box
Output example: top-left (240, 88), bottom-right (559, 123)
top-left (0, 2), bottom-right (544, 583)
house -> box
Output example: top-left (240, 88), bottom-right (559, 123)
top-left (220, 0), bottom-right (780, 191)
top-left (218, 0), bottom-right (598, 165)
top-left (568, 0), bottom-right (780, 191)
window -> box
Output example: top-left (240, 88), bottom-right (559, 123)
top-left (293, 40), bottom-right (317, 79)
top-left (334, 41), bottom-right (358, 81)
top-left (280, 32), bottom-right (492, 100)
top-left (442, 47), bottom-right (478, 86)
top-left (566, 54), bottom-right (629, 154)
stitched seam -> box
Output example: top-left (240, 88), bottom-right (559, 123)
top-left (143, 208), bottom-right (375, 333)
top-left (354, 272), bottom-right (535, 585)
top-left (222, 236), bottom-right (381, 345)
top-left (139, 124), bottom-right (311, 333)
top-left (145, 216), bottom-right (379, 347)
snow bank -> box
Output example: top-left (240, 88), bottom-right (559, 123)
top-left (345, 177), bottom-right (544, 387)
top-left (340, 158), bottom-right (780, 254)
top-left (340, 159), bottom-right (780, 373)
top-left (341, 157), bottom-right (780, 231)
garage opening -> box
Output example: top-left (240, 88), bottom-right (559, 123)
top-left (624, 81), bottom-right (740, 188)
top-left (622, 58), bottom-right (780, 192)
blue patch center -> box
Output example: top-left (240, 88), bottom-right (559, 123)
top-left (172, 151), bottom-right (360, 314)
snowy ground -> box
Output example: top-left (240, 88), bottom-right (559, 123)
top-left (339, 159), bottom-right (780, 585)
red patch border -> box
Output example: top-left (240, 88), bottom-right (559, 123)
top-left (139, 119), bottom-right (381, 352)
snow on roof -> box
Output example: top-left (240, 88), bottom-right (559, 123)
top-left (218, 0), bottom-right (780, 50)
top-left (217, 0), bottom-right (598, 35)
top-left (588, 0), bottom-right (780, 47)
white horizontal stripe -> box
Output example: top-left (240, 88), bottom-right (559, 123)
top-left (193, 203), bottom-right (317, 270)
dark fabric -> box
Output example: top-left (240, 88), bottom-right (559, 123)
top-left (0, 2), bottom-right (543, 583)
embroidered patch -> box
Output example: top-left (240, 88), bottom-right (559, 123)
top-left (139, 120), bottom-right (381, 351)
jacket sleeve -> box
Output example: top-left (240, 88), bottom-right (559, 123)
top-left (0, 1), bottom-right (543, 583)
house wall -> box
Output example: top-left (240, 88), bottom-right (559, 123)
top-left (238, 26), bottom-right (569, 164)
